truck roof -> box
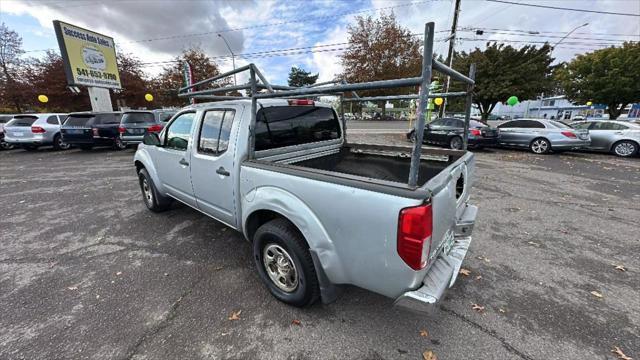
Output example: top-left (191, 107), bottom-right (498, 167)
top-left (182, 98), bottom-right (334, 111)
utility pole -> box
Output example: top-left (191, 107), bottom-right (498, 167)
top-left (439, 0), bottom-right (461, 118)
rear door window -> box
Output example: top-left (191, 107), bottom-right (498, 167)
top-left (255, 106), bottom-right (341, 151)
top-left (122, 112), bottom-right (154, 124)
top-left (7, 115), bottom-right (38, 127)
top-left (497, 121), bottom-right (518, 128)
top-left (198, 110), bottom-right (235, 155)
top-left (572, 122), bottom-right (591, 129)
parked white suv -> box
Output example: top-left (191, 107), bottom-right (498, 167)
top-left (3, 113), bottom-right (70, 151)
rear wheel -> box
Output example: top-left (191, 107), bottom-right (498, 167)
top-left (611, 140), bottom-right (638, 157)
top-left (52, 134), bottom-right (71, 150)
top-left (449, 136), bottom-right (463, 150)
top-left (253, 218), bottom-right (320, 307)
top-left (530, 138), bottom-right (550, 154)
top-left (114, 137), bottom-right (127, 150)
top-left (138, 168), bottom-right (171, 212)
top-left (0, 140), bottom-right (13, 150)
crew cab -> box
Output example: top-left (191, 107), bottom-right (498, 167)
top-left (134, 98), bottom-right (477, 311)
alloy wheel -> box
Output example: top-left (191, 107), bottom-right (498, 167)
top-left (614, 142), bottom-right (636, 157)
top-left (531, 139), bottom-right (549, 154)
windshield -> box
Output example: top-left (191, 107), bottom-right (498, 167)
top-left (64, 115), bottom-right (94, 126)
top-left (122, 112), bottom-right (155, 124)
top-left (6, 115), bottom-right (38, 127)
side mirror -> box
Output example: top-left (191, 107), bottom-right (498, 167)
top-left (143, 132), bottom-right (161, 146)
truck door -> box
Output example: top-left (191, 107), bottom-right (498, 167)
top-left (154, 112), bottom-right (197, 206)
top-left (189, 107), bottom-right (241, 227)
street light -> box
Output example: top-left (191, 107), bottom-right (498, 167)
top-left (553, 23), bottom-right (589, 48)
top-left (217, 33), bottom-right (237, 86)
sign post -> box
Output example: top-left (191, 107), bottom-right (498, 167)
top-left (53, 20), bottom-right (121, 111)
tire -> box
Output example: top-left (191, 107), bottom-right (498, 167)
top-left (408, 130), bottom-right (416, 143)
top-left (79, 145), bottom-right (93, 151)
top-left (611, 140), bottom-right (638, 157)
top-left (138, 168), bottom-right (171, 212)
top-left (0, 140), bottom-right (13, 150)
top-left (253, 218), bottom-right (320, 307)
top-left (52, 134), bottom-right (71, 150)
top-left (449, 136), bottom-right (463, 150)
top-left (530, 138), bottom-right (551, 154)
top-left (114, 137), bottom-right (127, 150)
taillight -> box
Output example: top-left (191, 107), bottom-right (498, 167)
top-left (147, 124), bottom-right (163, 132)
top-left (470, 129), bottom-right (481, 136)
top-left (118, 126), bottom-right (126, 134)
top-left (92, 128), bottom-right (99, 137)
top-left (288, 99), bottom-right (314, 106)
top-left (398, 204), bottom-right (433, 270)
top-left (561, 131), bottom-right (577, 138)
top-left (31, 126), bottom-right (45, 133)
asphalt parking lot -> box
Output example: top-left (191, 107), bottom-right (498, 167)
top-left (1, 136), bottom-right (638, 360)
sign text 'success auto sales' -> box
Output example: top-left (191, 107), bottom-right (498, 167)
top-left (53, 20), bottom-right (121, 89)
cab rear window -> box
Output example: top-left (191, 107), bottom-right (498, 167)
top-left (122, 112), bottom-right (154, 124)
top-left (255, 106), bottom-right (341, 151)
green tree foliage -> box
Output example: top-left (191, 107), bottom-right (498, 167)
top-left (287, 66), bottom-right (319, 87)
top-left (151, 47), bottom-right (230, 107)
top-left (555, 42), bottom-right (640, 119)
top-left (451, 43), bottom-right (554, 120)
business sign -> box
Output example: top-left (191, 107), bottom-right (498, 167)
top-left (53, 20), bottom-right (121, 89)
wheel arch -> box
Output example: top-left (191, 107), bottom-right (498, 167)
top-left (610, 139), bottom-right (639, 154)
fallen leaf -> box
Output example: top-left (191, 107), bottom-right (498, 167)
top-left (614, 265), bottom-right (626, 272)
top-left (498, 308), bottom-right (506, 313)
top-left (164, 273), bottom-right (169, 277)
top-left (475, 275), bottom-right (483, 280)
top-left (611, 346), bottom-right (632, 360)
top-left (214, 266), bottom-right (224, 271)
top-left (419, 329), bottom-right (429, 337)
top-left (471, 303), bottom-right (485, 313)
top-left (590, 291), bottom-right (603, 298)
top-left (67, 286), bottom-right (78, 291)
top-left (422, 350), bottom-right (438, 360)
top-left (527, 241), bottom-right (540, 247)
top-left (459, 268), bottom-right (471, 276)
top-left (116, 271), bottom-right (122, 276)
top-left (228, 310), bottom-right (242, 321)
top-left (291, 319), bottom-right (301, 326)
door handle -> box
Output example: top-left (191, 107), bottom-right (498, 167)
top-left (216, 167), bottom-right (230, 176)
top-left (179, 158), bottom-right (189, 166)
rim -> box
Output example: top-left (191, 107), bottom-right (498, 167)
top-left (450, 137), bottom-right (462, 149)
top-left (262, 244), bottom-right (298, 292)
top-left (116, 139), bottom-right (126, 149)
top-left (531, 139), bottom-right (548, 153)
top-left (58, 137), bottom-right (70, 150)
top-left (614, 142), bottom-right (635, 156)
top-left (142, 178), bottom-right (153, 206)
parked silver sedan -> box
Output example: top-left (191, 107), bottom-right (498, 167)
top-left (496, 119), bottom-right (590, 154)
top-left (570, 120), bottom-right (640, 157)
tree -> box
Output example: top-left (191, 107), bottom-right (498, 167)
top-left (451, 43), bottom-right (555, 120)
top-left (0, 22), bottom-right (28, 112)
top-left (340, 12), bottom-right (422, 114)
top-left (287, 66), bottom-right (318, 87)
top-left (152, 47), bottom-right (229, 107)
top-left (113, 52), bottom-right (151, 109)
top-left (555, 42), bottom-right (640, 119)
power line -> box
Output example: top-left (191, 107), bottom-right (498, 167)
top-left (468, 27), bottom-right (640, 38)
top-left (485, 0), bottom-right (640, 17)
top-left (460, 30), bottom-right (637, 43)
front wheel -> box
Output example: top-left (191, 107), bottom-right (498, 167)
top-left (138, 168), bottom-right (171, 212)
top-left (53, 134), bottom-right (71, 150)
top-left (253, 218), bottom-right (320, 307)
top-left (449, 136), bottom-right (463, 150)
top-left (612, 140), bottom-right (638, 157)
top-left (530, 138), bottom-right (550, 154)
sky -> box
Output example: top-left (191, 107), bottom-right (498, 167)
top-left (1, 0), bottom-right (639, 86)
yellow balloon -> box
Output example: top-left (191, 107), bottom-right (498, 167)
top-left (38, 95), bottom-right (49, 103)
top-left (434, 97), bottom-right (443, 106)
top-left (145, 93), bottom-right (154, 102)
top-left (586, 101), bottom-right (593, 106)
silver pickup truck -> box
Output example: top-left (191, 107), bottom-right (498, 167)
top-left (134, 98), bottom-right (476, 311)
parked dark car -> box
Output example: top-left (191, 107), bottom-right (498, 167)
top-left (118, 110), bottom-right (176, 146)
top-left (60, 112), bottom-right (124, 150)
top-left (406, 117), bottom-right (499, 149)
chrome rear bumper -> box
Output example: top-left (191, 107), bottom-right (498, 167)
top-left (394, 204), bottom-right (476, 313)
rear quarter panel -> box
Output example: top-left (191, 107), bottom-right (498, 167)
top-left (240, 164), bottom-right (429, 299)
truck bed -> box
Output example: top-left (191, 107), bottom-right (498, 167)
top-left (291, 145), bottom-right (461, 186)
